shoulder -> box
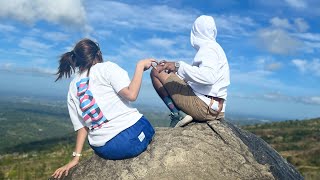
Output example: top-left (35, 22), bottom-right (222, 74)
top-left (93, 61), bottom-right (123, 71)
top-left (68, 75), bottom-right (81, 98)
top-left (196, 46), bottom-right (219, 60)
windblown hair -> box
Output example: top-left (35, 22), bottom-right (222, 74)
top-left (55, 38), bottom-right (103, 81)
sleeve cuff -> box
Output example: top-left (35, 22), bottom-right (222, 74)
top-left (177, 61), bottom-right (188, 79)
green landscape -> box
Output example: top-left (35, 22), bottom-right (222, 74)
top-left (243, 118), bottom-right (320, 180)
top-left (0, 99), bottom-right (319, 180)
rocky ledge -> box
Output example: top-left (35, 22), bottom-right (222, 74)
top-left (50, 120), bottom-right (303, 180)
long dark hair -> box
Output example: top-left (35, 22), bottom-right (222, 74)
top-left (55, 38), bottom-right (103, 81)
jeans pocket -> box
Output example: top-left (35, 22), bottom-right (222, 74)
top-left (128, 131), bottom-right (146, 157)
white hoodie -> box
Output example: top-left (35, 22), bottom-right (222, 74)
top-left (177, 15), bottom-right (230, 112)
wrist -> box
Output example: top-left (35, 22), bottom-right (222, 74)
top-left (174, 61), bottom-right (180, 72)
top-left (72, 151), bottom-right (82, 157)
top-left (136, 62), bottom-right (145, 71)
top-left (73, 156), bottom-right (80, 162)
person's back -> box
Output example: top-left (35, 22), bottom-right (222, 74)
top-left (68, 61), bottom-right (143, 147)
top-left (52, 38), bottom-right (156, 179)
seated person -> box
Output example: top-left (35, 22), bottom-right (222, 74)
top-left (150, 15), bottom-right (230, 127)
top-left (52, 38), bottom-right (155, 179)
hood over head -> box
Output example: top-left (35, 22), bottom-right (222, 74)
top-left (190, 15), bottom-right (217, 50)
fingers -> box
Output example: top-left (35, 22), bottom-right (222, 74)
top-left (151, 62), bottom-right (158, 70)
top-left (145, 59), bottom-right (159, 70)
top-left (159, 60), bottom-right (167, 65)
top-left (52, 167), bottom-right (69, 179)
top-left (140, 58), bottom-right (170, 71)
top-left (52, 167), bottom-right (64, 179)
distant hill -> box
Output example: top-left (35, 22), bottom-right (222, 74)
top-left (243, 118), bottom-right (320, 180)
top-left (0, 100), bottom-right (170, 154)
top-left (0, 98), bottom-right (319, 179)
top-left (0, 100), bottom-right (73, 153)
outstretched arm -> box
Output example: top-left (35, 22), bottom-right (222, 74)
top-left (119, 58), bottom-right (156, 101)
top-left (52, 127), bottom-right (88, 179)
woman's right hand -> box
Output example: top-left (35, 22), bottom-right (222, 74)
top-left (138, 58), bottom-right (157, 71)
top-left (52, 158), bottom-right (79, 179)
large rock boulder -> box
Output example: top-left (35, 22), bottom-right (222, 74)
top-left (50, 120), bottom-right (303, 180)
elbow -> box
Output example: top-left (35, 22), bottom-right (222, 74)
top-left (127, 96), bottom-right (137, 102)
top-left (119, 88), bottom-right (138, 101)
top-left (126, 93), bottom-right (138, 102)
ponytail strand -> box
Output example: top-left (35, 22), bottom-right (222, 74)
top-left (55, 51), bottom-right (76, 81)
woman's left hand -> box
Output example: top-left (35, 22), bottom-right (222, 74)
top-left (52, 158), bottom-right (79, 179)
top-left (138, 58), bottom-right (157, 71)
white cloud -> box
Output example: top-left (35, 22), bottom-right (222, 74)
top-left (214, 15), bottom-right (257, 37)
top-left (86, 1), bottom-right (198, 32)
top-left (0, 62), bottom-right (55, 76)
top-left (256, 56), bottom-right (282, 71)
top-left (262, 92), bottom-right (293, 101)
top-left (294, 18), bottom-right (309, 32)
top-left (270, 17), bottom-right (291, 29)
top-left (0, 63), bottom-right (15, 70)
top-left (257, 17), bottom-right (314, 55)
top-left (292, 59), bottom-right (307, 72)
top-left (265, 63), bottom-right (282, 71)
top-left (19, 37), bottom-right (51, 52)
top-left (284, 0), bottom-right (307, 9)
top-left (232, 69), bottom-right (284, 89)
top-left (257, 28), bottom-right (301, 55)
top-left (86, 2), bottom-right (251, 39)
top-left (292, 58), bottom-right (320, 76)
top-left (231, 62), bottom-right (317, 96)
top-left (231, 91), bottom-right (320, 105)
top-left (264, 93), bottom-right (320, 105)
top-left (269, 17), bottom-right (309, 32)
top-left (309, 59), bottom-right (320, 76)
top-left (0, 23), bottom-right (17, 32)
top-left (86, 0), bottom-right (257, 39)
top-left (43, 32), bottom-right (69, 42)
top-left (302, 96), bottom-right (320, 105)
top-left (294, 32), bottom-right (320, 42)
top-left (0, 0), bottom-right (86, 28)
top-left (28, 66), bottom-right (56, 75)
top-left (145, 37), bottom-right (176, 49)
top-left (304, 41), bottom-right (320, 54)
top-left (93, 30), bottom-right (112, 40)
top-left (292, 32), bottom-right (320, 54)
top-left (114, 37), bottom-right (191, 62)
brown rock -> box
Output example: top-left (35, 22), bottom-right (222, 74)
top-left (49, 120), bottom-right (303, 180)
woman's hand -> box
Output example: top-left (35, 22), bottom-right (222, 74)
top-left (52, 158), bottom-right (79, 179)
top-left (156, 60), bottom-right (176, 73)
top-left (138, 58), bottom-right (157, 71)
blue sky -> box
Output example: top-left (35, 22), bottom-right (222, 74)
top-left (0, 0), bottom-right (319, 120)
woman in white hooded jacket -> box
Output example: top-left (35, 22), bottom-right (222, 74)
top-left (150, 15), bottom-right (230, 127)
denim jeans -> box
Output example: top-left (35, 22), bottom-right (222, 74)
top-left (90, 116), bottom-right (155, 160)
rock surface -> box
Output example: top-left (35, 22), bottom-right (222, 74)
top-left (50, 120), bottom-right (303, 180)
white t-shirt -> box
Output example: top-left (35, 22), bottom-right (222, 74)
top-left (67, 61), bottom-right (142, 147)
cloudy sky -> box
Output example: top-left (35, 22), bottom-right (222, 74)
top-left (0, 0), bottom-right (319, 120)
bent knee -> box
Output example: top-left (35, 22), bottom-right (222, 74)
top-left (150, 68), bottom-right (158, 78)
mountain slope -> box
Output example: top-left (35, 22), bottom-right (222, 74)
top-left (243, 118), bottom-right (320, 180)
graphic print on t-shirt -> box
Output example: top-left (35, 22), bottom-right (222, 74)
top-left (76, 77), bottom-right (108, 130)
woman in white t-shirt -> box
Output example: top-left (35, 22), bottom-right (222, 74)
top-left (52, 39), bottom-right (155, 179)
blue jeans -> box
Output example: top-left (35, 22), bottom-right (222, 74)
top-left (90, 116), bottom-right (155, 160)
